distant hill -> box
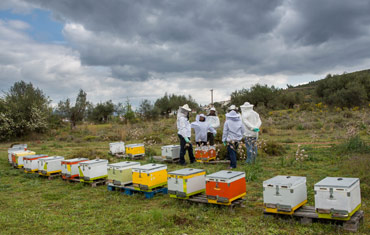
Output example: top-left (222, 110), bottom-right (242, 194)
top-left (288, 69), bottom-right (370, 107)
top-left (230, 69), bottom-right (370, 109)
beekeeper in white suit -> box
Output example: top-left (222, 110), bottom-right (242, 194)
top-left (206, 107), bottom-right (220, 145)
top-left (177, 104), bottom-right (195, 165)
top-left (191, 114), bottom-right (216, 146)
top-left (240, 102), bottom-right (262, 163)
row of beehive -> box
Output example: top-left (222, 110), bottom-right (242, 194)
top-left (109, 142), bottom-right (145, 157)
top-left (111, 142), bottom-right (216, 162)
top-left (7, 145), bottom-right (361, 219)
top-left (7, 146), bottom-right (246, 205)
top-left (263, 175), bottom-right (361, 220)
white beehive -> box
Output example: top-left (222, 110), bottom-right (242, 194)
top-left (61, 158), bottom-right (89, 179)
top-left (8, 144), bottom-right (27, 163)
top-left (11, 150), bottom-right (36, 167)
top-left (38, 156), bottom-right (64, 175)
top-left (168, 168), bottom-right (205, 198)
top-left (8, 149), bottom-right (25, 164)
top-left (109, 142), bottom-right (125, 155)
top-left (263, 175), bottom-right (307, 213)
top-left (315, 177), bottom-right (361, 217)
top-left (161, 145), bottom-right (180, 160)
top-left (23, 154), bottom-right (48, 172)
top-left (79, 159), bottom-right (108, 181)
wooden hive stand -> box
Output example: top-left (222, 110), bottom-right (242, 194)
top-left (186, 194), bottom-right (246, 212)
top-left (264, 205), bottom-right (364, 232)
top-left (81, 178), bottom-right (108, 188)
top-left (122, 185), bottom-right (168, 199)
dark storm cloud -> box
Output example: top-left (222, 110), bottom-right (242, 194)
top-left (282, 0), bottom-right (370, 45)
top-left (26, 0), bottom-right (370, 81)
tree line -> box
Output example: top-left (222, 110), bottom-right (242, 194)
top-left (231, 69), bottom-right (370, 110)
top-left (0, 81), bottom-right (199, 140)
top-left (1, 70), bottom-right (369, 140)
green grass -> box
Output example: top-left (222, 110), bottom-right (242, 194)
top-left (0, 108), bottom-right (369, 234)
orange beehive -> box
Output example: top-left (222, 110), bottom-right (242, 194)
top-left (206, 170), bottom-right (246, 205)
top-left (195, 146), bottom-right (216, 162)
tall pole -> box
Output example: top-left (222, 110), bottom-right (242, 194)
top-left (210, 89), bottom-right (214, 105)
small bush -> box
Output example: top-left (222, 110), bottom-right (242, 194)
top-left (336, 135), bottom-right (369, 154)
top-left (83, 135), bottom-right (99, 141)
top-left (262, 141), bottom-right (286, 156)
top-left (281, 138), bottom-right (294, 143)
top-left (217, 143), bottom-right (247, 160)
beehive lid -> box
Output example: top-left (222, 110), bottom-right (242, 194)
top-left (169, 168), bottom-right (205, 176)
top-left (263, 175), bottom-right (306, 187)
top-left (24, 154), bottom-right (48, 160)
top-left (80, 159), bottom-right (108, 165)
top-left (161, 145), bottom-right (180, 149)
top-left (126, 143), bottom-right (144, 147)
top-left (133, 163), bottom-right (166, 171)
top-left (110, 142), bottom-right (124, 146)
top-left (11, 144), bottom-right (27, 148)
top-left (195, 146), bottom-right (216, 151)
top-left (206, 170), bottom-right (245, 180)
top-left (44, 156), bottom-right (64, 161)
top-left (62, 158), bottom-right (89, 163)
top-left (315, 177), bottom-right (359, 188)
top-left (39, 156), bottom-right (56, 162)
top-left (108, 161), bottom-right (140, 168)
top-left (8, 144), bottom-right (27, 151)
top-left (14, 150), bottom-right (34, 155)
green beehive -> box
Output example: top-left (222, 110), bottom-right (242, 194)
top-left (107, 161), bottom-right (140, 186)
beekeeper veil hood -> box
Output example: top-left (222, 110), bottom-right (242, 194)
top-left (240, 102), bottom-right (254, 112)
top-left (225, 110), bottom-right (240, 121)
top-left (196, 114), bottom-right (206, 122)
top-left (177, 104), bottom-right (191, 118)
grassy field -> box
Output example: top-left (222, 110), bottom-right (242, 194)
top-left (0, 108), bottom-right (369, 234)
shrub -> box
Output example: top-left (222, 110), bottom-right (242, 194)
top-left (217, 143), bottom-right (247, 160)
top-left (83, 135), bottom-right (99, 141)
top-left (262, 141), bottom-right (286, 156)
top-left (336, 135), bottom-right (369, 154)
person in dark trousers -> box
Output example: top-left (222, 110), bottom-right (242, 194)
top-left (191, 114), bottom-right (216, 146)
top-left (206, 107), bottom-right (220, 145)
top-left (222, 110), bottom-right (245, 169)
top-left (177, 104), bottom-right (195, 165)
top-left (240, 102), bottom-right (262, 164)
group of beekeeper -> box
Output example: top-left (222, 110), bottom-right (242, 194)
top-left (176, 102), bottom-right (262, 168)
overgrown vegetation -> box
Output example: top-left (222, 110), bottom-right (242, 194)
top-left (0, 105), bottom-right (369, 233)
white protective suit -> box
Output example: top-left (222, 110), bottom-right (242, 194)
top-left (191, 114), bottom-right (216, 142)
top-left (177, 108), bottom-right (191, 138)
top-left (207, 112), bottom-right (220, 131)
top-left (222, 111), bottom-right (246, 142)
top-left (240, 102), bottom-right (262, 138)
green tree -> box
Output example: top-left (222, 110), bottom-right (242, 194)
top-left (2, 81), bottom-right (50, 138)
top-left (231, 84), bottom-right (281, 109)
top-left (154, 93), bottom-right (199, 115)
top-left (138, 99), bottom-right (159, 120)
top-left (123, 98), bottom-right (136, 123)
top-left (88, 100), bottom-right (115, 123)
top-left (57, 89), bottom-right (88, 128)
top-left (315, 70), bottom-right (369, 107)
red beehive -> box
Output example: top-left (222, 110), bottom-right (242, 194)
top-left (206, 170), bottom-right (246, 205)
top-left (195, 146), bottom-right (216, 162)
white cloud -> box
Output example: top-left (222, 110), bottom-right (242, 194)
top-left (1, 0), bottom-right (370, 108)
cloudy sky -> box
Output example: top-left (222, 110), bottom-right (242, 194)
top-left (1, 0), bottom-right (370, 107)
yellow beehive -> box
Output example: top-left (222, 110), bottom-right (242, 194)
top-left (132, 164), bottom-right (167, 191)
top-left (12, 151), bottom-right (36, 168)
top-left (126, 144), bottom-right (145, 157)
